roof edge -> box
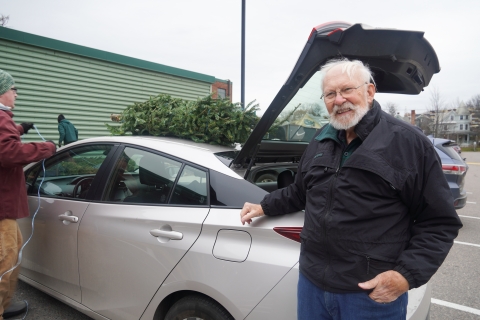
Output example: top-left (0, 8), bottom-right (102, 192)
top-left (0, 26), bottom-right (217, 84)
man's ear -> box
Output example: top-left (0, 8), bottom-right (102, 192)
top-left (366, 83), bottom-right (376, 105)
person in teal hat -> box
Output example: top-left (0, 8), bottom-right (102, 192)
top-left (0, 69), bottom-right (56, 319)
top-left (57, 114), bottom-right (78, 147)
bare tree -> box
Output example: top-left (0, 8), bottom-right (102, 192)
top-left (467, 94), bottom-right (480, 111)
top-left (0, 15), bottom-right (9, 27)
top-left (429, 87), bottom-right (446, 138)
top-left (385, 102), bottom-right (398, 116)
top-left (466, 94), bottom-right (480, 143)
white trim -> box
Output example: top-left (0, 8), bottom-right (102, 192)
top-left (431, 299), bottom-right (480, 316)
top-left (454, 240), bottom-right (480, 248)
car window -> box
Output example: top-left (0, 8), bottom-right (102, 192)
top-left (104, 147), bottom-right (182, 204)
top-left (438, 144), bottom-right (464, 162)
top-left (264, 70), bottom-right (329, 142)
top-left (28, 144), bottom-right (113, 199)
top-left (170, 165), bottom-right (208, 206)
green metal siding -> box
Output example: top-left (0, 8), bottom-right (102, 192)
top-left (0, 29), bottom-right (216, 143)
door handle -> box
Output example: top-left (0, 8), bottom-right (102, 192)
top-left (149, 229), bottom-right (183, 240)
top-left (58, 214), bottom-right (79, 223)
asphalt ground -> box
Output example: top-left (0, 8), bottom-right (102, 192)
top-left (9, 152), bottom-right (480, 320)
top-left (429, 151), bottom-right (480, 320)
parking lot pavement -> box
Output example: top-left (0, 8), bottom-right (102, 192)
top-left (12, 280), bottom-right (92, 319)
top-left (429, 152), bottom-right (480, 319)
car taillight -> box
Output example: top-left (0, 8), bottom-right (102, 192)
top-left (273, 227), bottom-right (302, 243)
top-left (442, 164), bottom-right (466, 175)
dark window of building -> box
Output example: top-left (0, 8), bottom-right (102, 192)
top-left (466, 124), bottom-right (468, 130)
top-left (460, 124), bottom-right (463, 130)
top-left (466, 115), bottom-right (469, 120)
top-left (444, 125), bottom-right (448, 130)
top-left (451, 116), bottom-right (454, 120)
top-left (217, 88), bottom-right (226, 99)
top-left (460, 115), bottom-right (463, 120)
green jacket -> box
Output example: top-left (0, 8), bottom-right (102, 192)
top-left (58, 119), bottom-right (78, 145)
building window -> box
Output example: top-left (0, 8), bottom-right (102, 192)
top-left (444, 125), bottom-right (448, 130)
top-left (466, 115), bottom-right (469, 120)
top-left (451, 116), bottom-right (454, 120)
top-left (460, 124), bottom-right (463, 130)
top-left (466, 124), bottom-right (468, 130)
top-left (460, 115), bottom-right (463, 120)
top-left (217, 88), bottom-right (226, 99)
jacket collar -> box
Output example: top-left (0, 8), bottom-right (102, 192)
top-left (315, 100), bottom-right (382, 143)
top-left (353, 99), bottom-right (381, 141)
top-left (0, 104), bottom-right (14, 117)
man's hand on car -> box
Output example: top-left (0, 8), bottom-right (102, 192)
top-left (240, 202), bottom-right (265, 225)
top-left (358, 270), bottom-right (409, 303)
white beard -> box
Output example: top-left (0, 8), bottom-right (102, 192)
top-left (329, 101), bottom-right (369, 130)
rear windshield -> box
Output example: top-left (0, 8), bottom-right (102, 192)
top-left (438, 143), bottom-right (464, 161)
top-left (263, 71), bottom-right (329, 143)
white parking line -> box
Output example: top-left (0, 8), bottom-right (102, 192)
top-left (466, 201), bottom-right (477, 204)
top-left (466, 192), bottom-right (473, 194)
top-left (454, 241), bottom-right (480, 248)
top-left (458, 215), bottom-right (480, 220)
top-left (431, 298), bottom-right (480, 316)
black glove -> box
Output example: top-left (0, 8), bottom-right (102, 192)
top-left (20, 123), bottom-right (34, 134)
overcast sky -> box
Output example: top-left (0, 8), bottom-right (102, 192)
top-left (1, 0), bottom-right (479, 115)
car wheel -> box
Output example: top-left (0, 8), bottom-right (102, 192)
top-left (165, 294), bottom-right (233, 320)
top-left (255, 173), bottom-right (276, 183)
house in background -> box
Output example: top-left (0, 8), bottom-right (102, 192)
top-left (0, 27), bottom-right (232, 143)
top-left (413, 103), bottom-right (473, 146)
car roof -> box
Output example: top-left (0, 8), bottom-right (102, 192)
top-left (62, 136), bottom-right (241, 179)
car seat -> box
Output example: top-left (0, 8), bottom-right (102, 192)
top-left (277, 170), bottom-right (295, 189)
top-left (123, 158), bottom-right (170, 204)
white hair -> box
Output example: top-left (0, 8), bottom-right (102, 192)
top-left (320, 58), bottom-right (375, 92)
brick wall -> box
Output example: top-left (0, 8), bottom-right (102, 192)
top-left (211, 80), bottom-right (232, 101)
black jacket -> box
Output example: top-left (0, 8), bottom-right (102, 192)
top-left (261, 101), bottom-right (462, 293)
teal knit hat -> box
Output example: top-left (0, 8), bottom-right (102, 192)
top-left (0, 69), bottom-right (15, 95)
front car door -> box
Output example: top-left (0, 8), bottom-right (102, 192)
top-left (78, 146), bottom-right (210, 319)
top-left (19, 144), bottom-right (114, 301)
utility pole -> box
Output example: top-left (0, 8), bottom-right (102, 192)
top-left (241, 0), bottom-right (246, 109)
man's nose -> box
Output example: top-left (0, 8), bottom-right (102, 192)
top-left (334, 92), bottom-right (346, 104)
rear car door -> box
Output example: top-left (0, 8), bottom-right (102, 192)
top-left (19, 144), bottom-right (114, 302)
top-left (78, 146), bottom-right (210, 319)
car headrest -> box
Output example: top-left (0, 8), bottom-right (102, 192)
top-left (277, 170), bottom-right (295, 189)
top-left (139, 157), bottom-right (166, 187)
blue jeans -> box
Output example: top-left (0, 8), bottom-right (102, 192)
top-left (297, 272), bottom-right (408, 320)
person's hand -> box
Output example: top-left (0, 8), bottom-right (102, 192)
top-left (240, 202), bottom-right (265, 225)
top-left (20, 122), bottom-right (34, 134)
top-left (358, 270), bottom-right (409, 303)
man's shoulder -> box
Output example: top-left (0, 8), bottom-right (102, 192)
top-left (380, 112), bottom-right (430, 142)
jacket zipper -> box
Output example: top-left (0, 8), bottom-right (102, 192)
top-left (321, 163), bottom-right (341, 284)
top-left (366, 255), bottom-right (370, 274)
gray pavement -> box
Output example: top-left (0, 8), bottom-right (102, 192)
top-left (429, 151), bottom-right (480, 319)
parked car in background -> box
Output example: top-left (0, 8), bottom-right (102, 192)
top-left (450, 142), bottom-right (462, 154)
top-left (430, 137), bottom-right (468, 209)
top-left (19, 22), bottom-right (437, 320)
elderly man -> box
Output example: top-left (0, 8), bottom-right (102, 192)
top-left (240, 58), bottom-right (462, 319)
top-left (0, 69), bottom-right (56, 319)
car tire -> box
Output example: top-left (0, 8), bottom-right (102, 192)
top-left (165, 294), bottom-right (233, 320)
top-left (255, 173), bottom-right (277, 183)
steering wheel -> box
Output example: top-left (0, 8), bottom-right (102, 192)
top-left (72, 177), bottom-right (95, 199)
